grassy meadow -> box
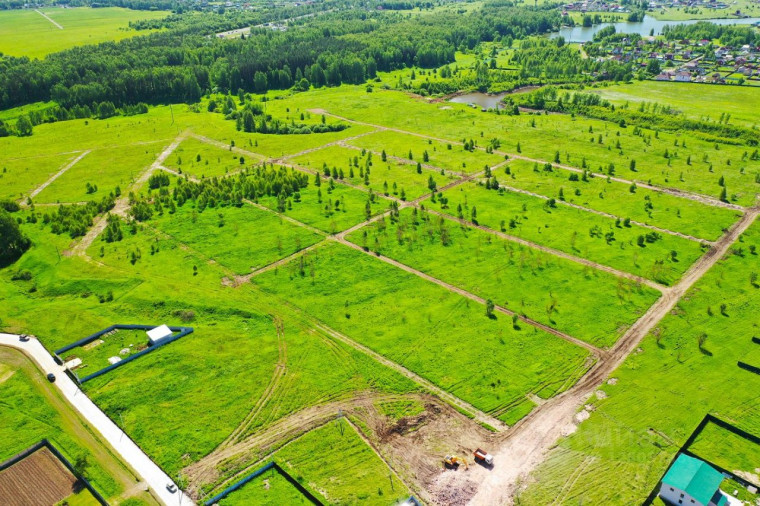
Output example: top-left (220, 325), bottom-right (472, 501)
top-left (0, 8), bottom-right (169, 59)
top-left (252, 242), bottom-right (593, 424)
top-left (518, 218), bottom-right (760, 504)
top-left (347, 208), bottom-right (661, 348)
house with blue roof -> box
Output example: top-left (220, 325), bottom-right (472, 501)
top-left (660, 454), bottom-right (728, 506)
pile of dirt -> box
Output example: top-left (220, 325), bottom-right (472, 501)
top-left (430, 470), bottom-right (479, 506)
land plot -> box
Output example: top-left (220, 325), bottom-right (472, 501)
top-left (166, 137), bottom-right (264, 178)
top-left (257, 183), bottom-right (389, 234)
top-left (347, 129), bottom-right (504, 175)
top-left (0, 152), bottom-right (77, 200)
top-left (290, 145), bottom-right (456, 201)
top-left (151, 203), bottom-right (323, 275)
top-left (688, 421), bottom-right (760, 485)
top-left (347, 208), bottom-right (661, 348)
top-left (58, 328), bottom-right (153, 376)
top-left (217, 467), bottom-right (315, 505)
top-left (438, 182), bottom-right (704, 285)
top-left (274, 419), bottom-right (409, 505)
top-left (0, 447), bottom-right (81, 506)
top-left (501, 159), bottom-right (740, 242)
top-left (278, 87), bottom-right (759, 206)
top-left (593, 81), bottom-right (760, 129)
top-left (517, 221), bottom-right (760, 504)
top-left (35, 143), bottom-right (161, 203)
top-left (253, 242), bottom-right (592, 424)
top-left (0, 7), bottom-right (169, 59)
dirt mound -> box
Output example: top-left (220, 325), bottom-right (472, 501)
top-left (430, 471), bottom-right (479, 505)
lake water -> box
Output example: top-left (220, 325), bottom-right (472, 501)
top-left (449, 92), bottom-right (509, 109)
top-left (554, 15), bottom-right (760, 43)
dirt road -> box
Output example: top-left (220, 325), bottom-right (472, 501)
top-left (29, 150), bottom-right (90, 200)
top-left (467, 207), bottom-right (758, 505)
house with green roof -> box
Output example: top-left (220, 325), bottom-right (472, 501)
top-left (660, 454), bottom-right (728, 506)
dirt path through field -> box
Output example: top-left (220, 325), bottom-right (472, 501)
top-left (69, 132), bottom-right (187, 257)
top-left (35, 9), bottom-right (63, 29)
top-left (28, 150), bottom-right (90, 200)
top-left (466, 206), bottom-right (759, 505)
top-left (310, 109), bottom-right (745, 212)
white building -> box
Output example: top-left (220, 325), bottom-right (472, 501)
top-left (146, 324), bottom-right (173, 345)
top-left (660, 454), bottom-right (728, 506)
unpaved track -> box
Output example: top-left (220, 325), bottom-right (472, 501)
top-left (424, 208), bottom-right (665, 292)
top-left (334, 235), bottom-right (605, 357)
top-left (467, 207), bottom-right (759, 505)
top-left (69, 133), bottom-right (187, 257)
top-left (35, 9), bottom-right (63, 29)
top-left (183, 392), bottom-right (412, 497)
top-left (496, 182), bottom-right (713, 244)
top-left (28, 150), bottom-right (90, 200)
top-left (310, 109), bottom-right (746, 212)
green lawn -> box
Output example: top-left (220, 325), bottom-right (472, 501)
top-left (0, 8), bottom-right (169, 59)
top-left (347, 208), bottom-right (661, 348)
top-left (592, 81), bottom-right (760, 130)
top-left (253, 242), bottom-right (592, 424)
top-left (438, 181), bottom-right (704, 285)
top-left (218, 468), bottom-right (315, 505)
top-left (0, 152), bottom-right (76, 201)
top-left (517, 218), bottom-right (760, 504)
top-left (274, 419), bottom-right (409, 505)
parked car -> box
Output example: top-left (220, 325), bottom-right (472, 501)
top-left (19, 334), bottom-right (29, 342)
top-left (46, 373), bottom-right (56, 383)
top-left (166, 483), bottom-right (177, 493)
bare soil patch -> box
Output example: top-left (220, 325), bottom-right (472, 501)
top-left (0, 447), bottom-right (79, 506)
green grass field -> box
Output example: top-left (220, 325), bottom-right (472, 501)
top-left (150, 203), bottom-right (323, 275)
top-left (437, 181), bottom-right (704, 285)
top-left (347, 208), bottom-right (661, 348)
top-left (501, 158), bottom-right (740, 242)
top-left (0, 8), bottom-right (169, 59)
top-left (217, 468), bottom-right (314, 505)
top-left (517, 218), bottom-right (760, 504)
top-left (253, 242), bottom-right (592, 424)
top-left (290, 144), bottom-right (457, 201)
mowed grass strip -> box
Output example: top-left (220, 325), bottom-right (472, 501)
top-left (347, 208), bottom-right (661, 348)
top-left (438, 182), bottom-right (704, 285)
top-left (257, 183), bottom-right (388, 234)
top-left (0, 152), bottom-right (77, 200)
top-left (347, 129), bottom-right (505, 175)
top-left (151, 203), bottom-right (323, 275)
top-left (290, 145), bottom-right (457, 200)
top-left (252, 242), bottom-right (592, 423)
top-left (35, 143), bottom-right (161, 203)
top-left (502, 159), bottom-right (740, 242)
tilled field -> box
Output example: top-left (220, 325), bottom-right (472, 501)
top-left (0, 447), bottom-right (78, 506)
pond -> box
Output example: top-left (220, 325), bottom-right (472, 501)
top-left (553, 15), bottom-right (760, 43)
top-left (448, 92), bottom-right (509, 109)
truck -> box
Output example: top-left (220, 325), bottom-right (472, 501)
top-left (473, 448), bottom-right (494, 466)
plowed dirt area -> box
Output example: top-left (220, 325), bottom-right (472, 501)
top-left (0, 447), bottom-right (79, 506)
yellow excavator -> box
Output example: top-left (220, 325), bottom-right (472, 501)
top-left (443, 455), bottom-right (468, 470)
